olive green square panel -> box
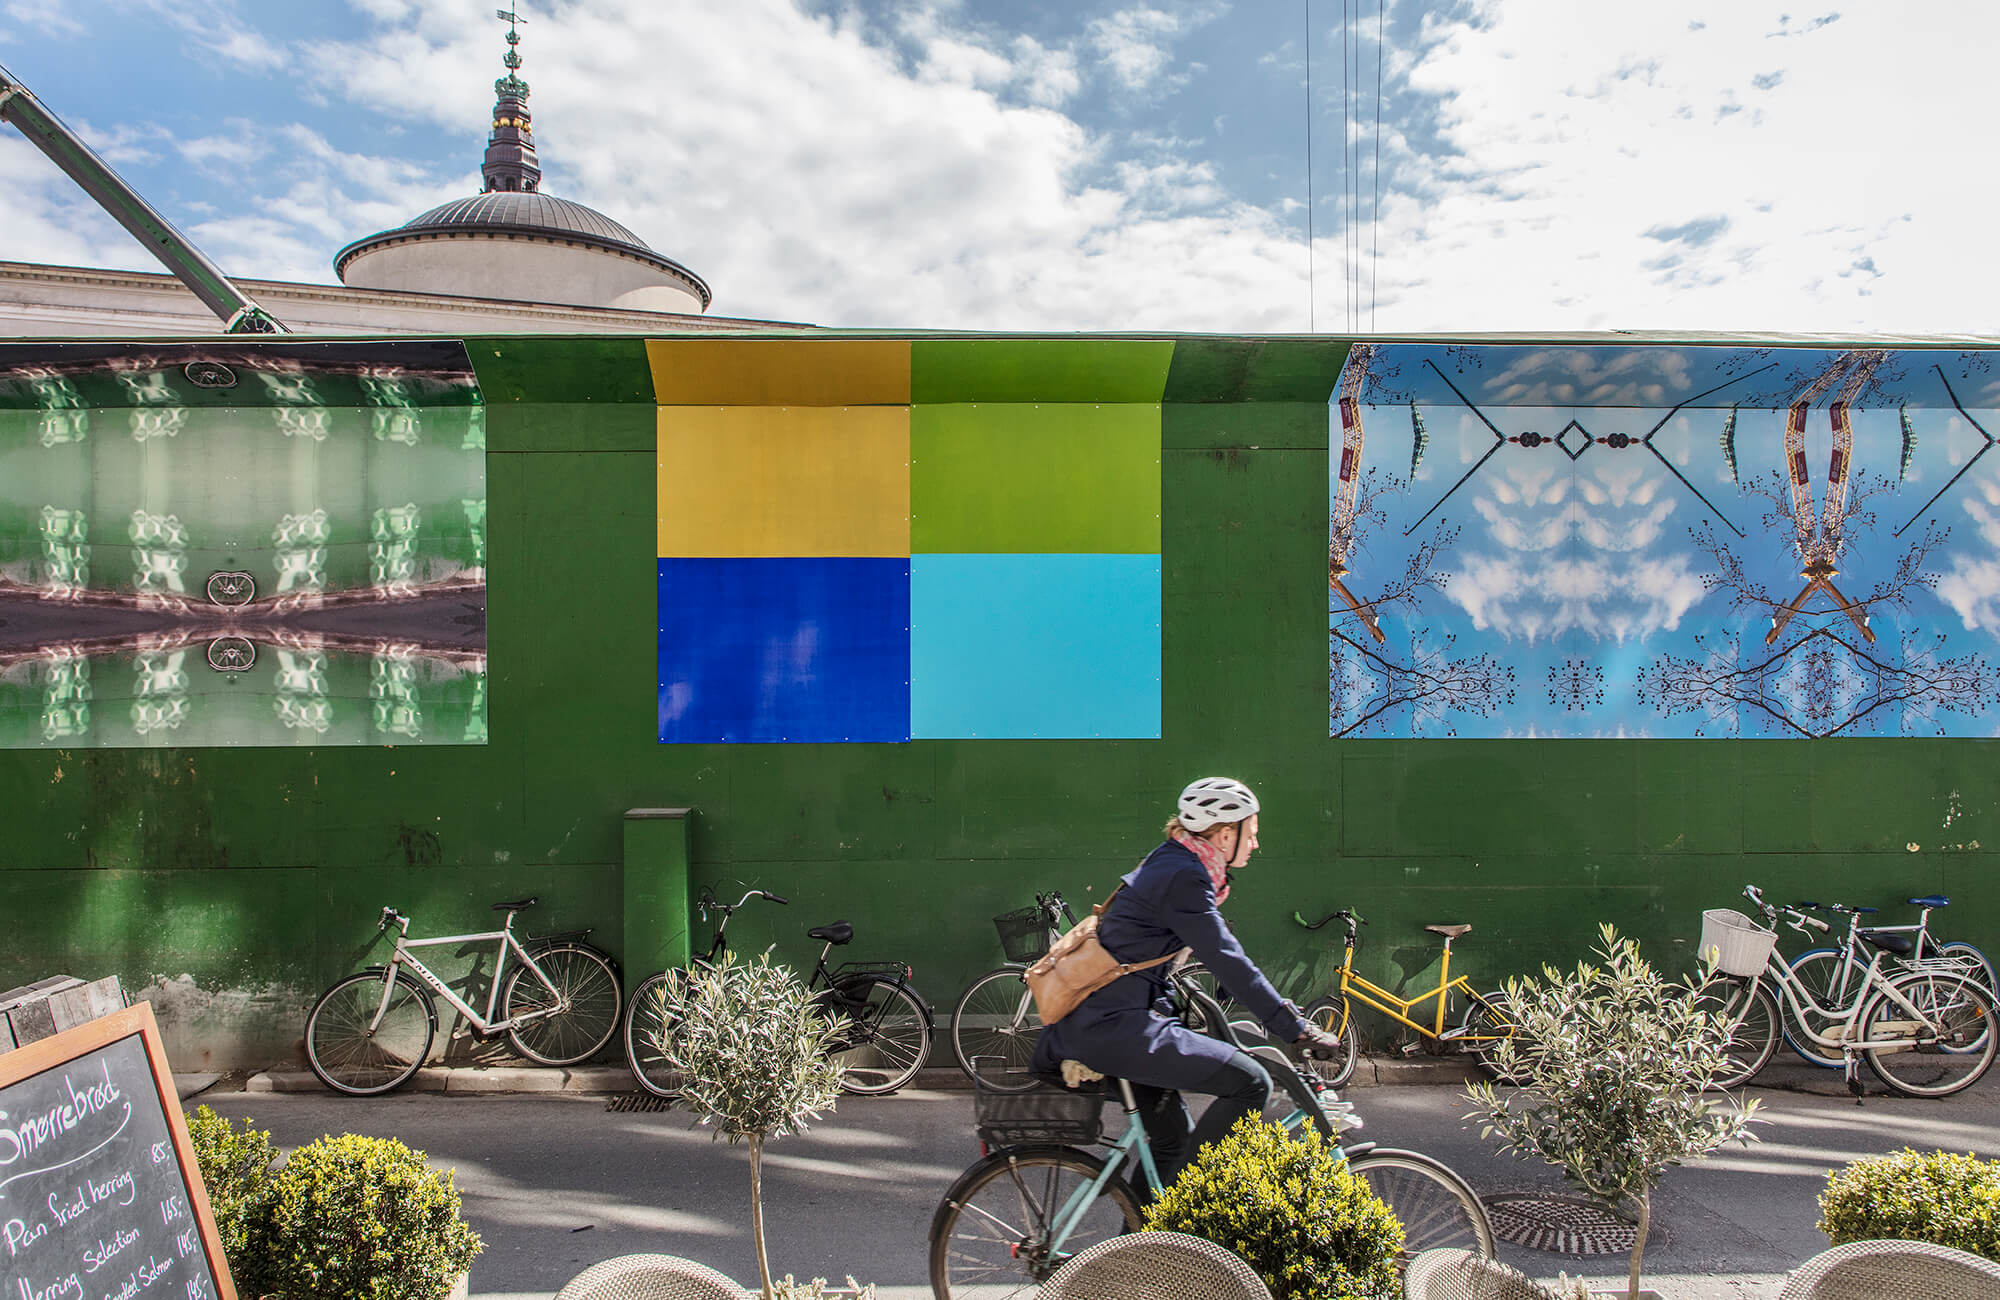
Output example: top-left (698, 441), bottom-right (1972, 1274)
top-left (910, 339), bottom-right (1173, 405)
top-left (910, 403), bottom-right (1160, 554)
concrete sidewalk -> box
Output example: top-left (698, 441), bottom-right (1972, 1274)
top-left (193, 1055), bottom-right (2000, 1300)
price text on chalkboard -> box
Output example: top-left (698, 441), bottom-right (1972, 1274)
top-left (0, 1003), bottom-right (235, 1300)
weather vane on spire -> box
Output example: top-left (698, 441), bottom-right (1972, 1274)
top-left (493, 6), bottom-right (530, 100)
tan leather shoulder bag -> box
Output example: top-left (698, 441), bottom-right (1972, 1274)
top-left (1023, 884), bottom-right (1188, 1026)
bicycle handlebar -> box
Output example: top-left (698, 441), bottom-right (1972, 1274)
top-left (1294, 908), bottom-right (1362, 932)
top-left (1743, 884), bottom-right (1827, 932)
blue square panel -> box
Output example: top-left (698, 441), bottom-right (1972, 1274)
top-left (658, 557), bottom-right (910, 743)
top-left (912, 553), bottom-right (1161, 739)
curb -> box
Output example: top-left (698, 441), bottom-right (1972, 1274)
top-left (238, 1056), bottom-right (1479, 1096)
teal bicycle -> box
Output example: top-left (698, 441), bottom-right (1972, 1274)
top-left (926, 978), bottom-right (1494, 1298)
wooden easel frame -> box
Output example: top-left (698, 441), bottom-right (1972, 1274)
top-left (0, 1000), bottom-right (239, 1300)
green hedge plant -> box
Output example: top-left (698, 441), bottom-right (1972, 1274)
top-left (259, 1133), bottom-right (482, 1300)
top-left (1818, 1148), bottom-right (2000, 1261)
top-left (1142, 1115), bottom-right (1402, 1300)
top-left (183, 1106), bottom-right (279, 1295)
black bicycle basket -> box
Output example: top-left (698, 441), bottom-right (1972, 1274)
top-left (974, 1079), bottom-right (1105, 1146)
top-left (993, 906), bottom-right (1055, 963)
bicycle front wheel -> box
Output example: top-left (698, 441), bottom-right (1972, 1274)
top-left (1346, 1147), bottom-right (1495, 1260)
top-left (828, 975), bottom-right (931, 1095)
top-left (622, 970), bottom-right (683, 1099)
top-left (305, 969), bottom-right (437, 1096)
top-left (1779, 949), bottom-right (1848, 1069)
top-left (951, 966), bottom-right (1041, 1091)
top-left (1862, 969), bottom-right (1998, 1098)
top-left (1299, 994), bottom-right (1360, 1090)
top-left (503, 942), bottom-right (623, 1065)
top-left (1701, 979), bottom-right (1780, 1089)
top-left (928, 1145), bottom-right (1141, 1300)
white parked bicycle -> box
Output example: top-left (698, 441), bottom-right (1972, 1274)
top-left (1703, 886), bottom-right (1996, 1098)
top-left (305, 897), bottom-right (623, 1095)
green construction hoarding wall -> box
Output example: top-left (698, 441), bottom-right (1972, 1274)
top-left (1, 332), bottom-right (1993, 1070)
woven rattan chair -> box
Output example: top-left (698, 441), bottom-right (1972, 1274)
top-left (1776, 1239), bottom-right (2000, 1300)
top-left (1402, 1249), bottom-right (1565, 1300)
top-left (1038, 1231), bottom-right (1273, 1300)
top-left (554, 1253), bottom-right (747, 1300)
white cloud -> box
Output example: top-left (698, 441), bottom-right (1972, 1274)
top-left (0, 0), bottom-right (84, 38)
top-left (1088, 7), bottom-right (1185, 92)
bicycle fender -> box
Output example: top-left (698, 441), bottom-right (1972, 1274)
top-left (1340, 1141), bottom-right (1377, 1159)
top-left (835, 973), bottom-right (936, 1026)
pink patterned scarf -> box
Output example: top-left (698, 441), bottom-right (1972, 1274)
top-left (1172, 827), bottom-right (1233, 905)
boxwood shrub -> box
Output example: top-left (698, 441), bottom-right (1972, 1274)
top-left (1817, 1148), bottom-right (2000, 1262)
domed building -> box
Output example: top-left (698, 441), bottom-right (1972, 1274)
top-left (335, 17), bottom-right (710, 315)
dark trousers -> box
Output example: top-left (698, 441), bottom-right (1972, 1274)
top-left (1127, 1048), bottom-right (1272, 1198)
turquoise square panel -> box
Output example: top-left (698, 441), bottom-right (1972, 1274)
top-left (911, 553), bottom-right (1161, 739)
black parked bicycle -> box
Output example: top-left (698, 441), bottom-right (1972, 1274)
top-left (622, 888), bottom-right (935, 1098)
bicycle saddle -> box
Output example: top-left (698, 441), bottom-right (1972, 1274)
top-left (491, 897), bottom-right (539, 912)
top-left (1425, 924), bottom-right (1472, 938)
top-left (809, 921), bottom-right (854, 946)
top-left (1858, 929), bottom-right (1916, 956)
top-left (1910, 895), bottom-right (1951, 908)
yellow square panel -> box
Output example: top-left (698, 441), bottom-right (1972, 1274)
top-left (647, 340), bottom-right (910, 406)
top-left (657, 405), bottom-right (910, 557)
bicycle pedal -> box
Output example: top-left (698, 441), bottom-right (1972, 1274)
top-left (1398, 1041), bottom-right (1422, 1058)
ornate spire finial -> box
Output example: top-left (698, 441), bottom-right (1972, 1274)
top-left (482, 5), bottom-right (539, 192)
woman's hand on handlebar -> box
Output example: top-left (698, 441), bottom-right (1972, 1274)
top-left (1294, 1024), bottom-right (1346, 1060)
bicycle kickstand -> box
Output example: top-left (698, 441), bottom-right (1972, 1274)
top-left (1842, 1048), bottom-right (1864, 1104)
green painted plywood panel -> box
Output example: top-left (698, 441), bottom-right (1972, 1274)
top-left (911, 339), bottom-right (1173, 405)
top-left (488, 400), bottom-right (656, 453)
top-left (1162, 338), bottom-right (1348, 403)
top-left (911, 403), bottom-right (1161, 554)
top-left (472, 337), bottom-right (656, 406)
top-left (1635, 742), bottom-right (1745, 854)
top-left (1161, 399), bottom-right (1331, 451)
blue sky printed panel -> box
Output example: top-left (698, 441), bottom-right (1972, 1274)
top-left (658, 557), bottom-right (910, 743)
top-left (1329, 344), bottom-right (2000, 738)
top-left (911, 553), bottom-right (1161, 739)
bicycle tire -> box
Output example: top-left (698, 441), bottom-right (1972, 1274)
top-left (1702, 978), bottom-right (1780, 1089)
top-left (950, 965), bottom-right (1042, 1091)
top-left (1300, 994), bottom-right (1360, 1089)
top-left (622, 970), bottom-right (683, 1100)
top-left (305, 969), bottom-right (437, 1096)
top-left (1937, 940), bottom-right (2000, 997)
top-left (827, 974), bottom-right (930, 1095)
top-left (928, 1144), bottom-right (1141, 1300)
top-left (503, 941), bottom-right (623, 1065)
top-left (1460, 990), bottom-right (1519, 1084)
top-left (1862, 969), bottom-right (1998, 1098)
top-left (1346, 1147), bottom-right (1496, 1260)
top-left (1779, 948), bottom-right (1848, 1069)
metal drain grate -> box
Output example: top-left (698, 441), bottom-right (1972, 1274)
top-left (605, 1092), bottom-right (677, 1113)
top-left (1482, 1193), bottom-right (1665, 1256)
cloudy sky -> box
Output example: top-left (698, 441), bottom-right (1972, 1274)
top-left (1, 0), bottom-right (1993, 333)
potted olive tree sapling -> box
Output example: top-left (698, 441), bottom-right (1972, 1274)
top-left (1465, 924), bottom-right (1761, 1300)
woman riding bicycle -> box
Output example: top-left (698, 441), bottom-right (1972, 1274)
top-left (1031, 776), bottom-right (1345, 1191)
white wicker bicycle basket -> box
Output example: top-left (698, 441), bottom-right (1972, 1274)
top-left (1700, 909), bottom-right (1777, 977)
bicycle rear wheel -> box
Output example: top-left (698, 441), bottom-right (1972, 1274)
top-left (504, 942), bottom-right (622, 1065)
top-left (928, 1145), bottom-right (1141, 1300)
top-left (951, 965), bottom-right (1041, 1091)
top-left (1937, 940), bottom-right (1999, 997)
top-left (1299, 994), bottom-right (1360, 1090)
top-left (1862, 969), bottom-right (1998, 1098)
top-left (1346, 1147), bottom-right (1495, 1260)
top-left (827, 975), bottom-right (931, 1095)
top-left (305, 969), bottom-right (437, 1096)
top-left (622, 970), bottom-right (683, 1099)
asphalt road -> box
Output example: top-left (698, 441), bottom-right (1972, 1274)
top-left (200, 1056), bottom-right (2000, 1300)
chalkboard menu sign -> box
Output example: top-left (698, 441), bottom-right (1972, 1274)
top-left (0, 1003), bottom-right (235, 1300)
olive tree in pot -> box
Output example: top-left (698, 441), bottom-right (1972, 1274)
top-left (653, 949), bottom-right (870, 1300)
top-left (1465, 924), bottom-right (1762, 1300)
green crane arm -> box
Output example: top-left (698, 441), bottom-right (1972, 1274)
top-left (0, 63), bottom-right (287, 333)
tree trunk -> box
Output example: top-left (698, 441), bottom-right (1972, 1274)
top-left (750, 1135), bottom-right (774, 1300)
top-left (1625, 1192), bottom-right (1650, 1300)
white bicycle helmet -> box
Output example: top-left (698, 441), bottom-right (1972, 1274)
top-left (1176, 777), bottom-right (1259, 832)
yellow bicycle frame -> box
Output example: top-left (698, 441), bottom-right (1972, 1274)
top-left (1324, 933), bottom-right (1508, 1045)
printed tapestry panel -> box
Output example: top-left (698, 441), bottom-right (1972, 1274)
top-left (1329, 344), bottom-right (2000, 738)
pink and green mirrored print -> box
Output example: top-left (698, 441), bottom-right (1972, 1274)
top-left (0, 341), bottom-right (487, 747)
top-left (1330, 344), bottom-right (2000, 738)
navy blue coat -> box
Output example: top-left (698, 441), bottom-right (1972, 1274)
top-left (1033, 840), bottom-right (1308, 1087)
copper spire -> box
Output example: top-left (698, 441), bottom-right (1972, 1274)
top-left (482, 8), bottom-right (539, 193)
